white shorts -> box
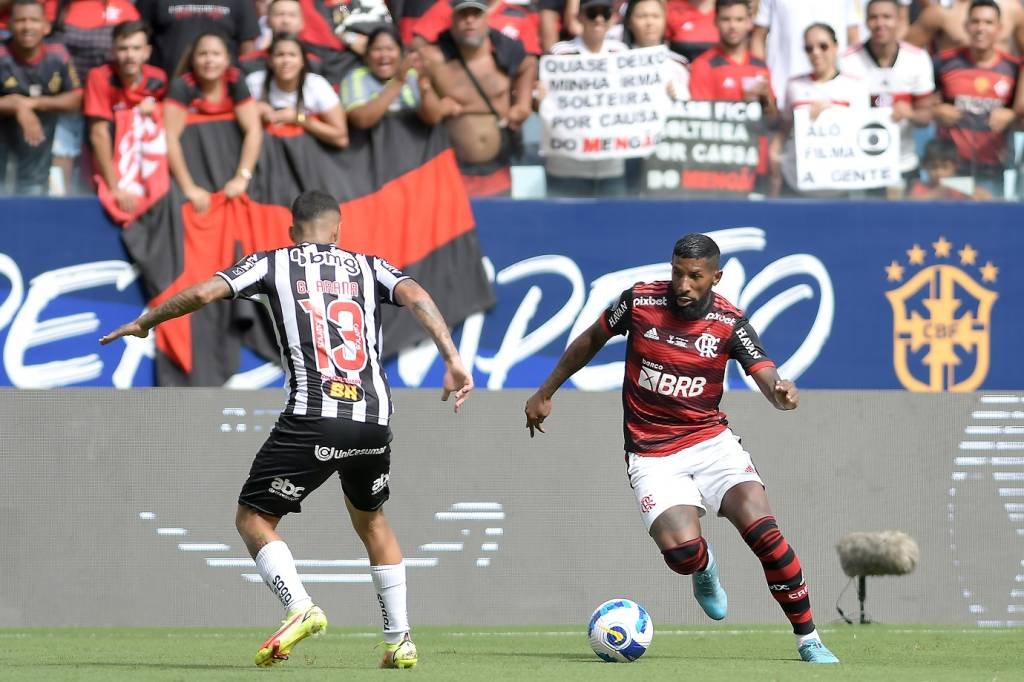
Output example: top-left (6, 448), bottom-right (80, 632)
top-left (627, 429), bottom-right (763, 531)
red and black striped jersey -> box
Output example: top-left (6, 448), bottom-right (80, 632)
top-left (935, 47), bottom-right (1019, 168)
top-left (217, 243), bottom-right (410, 423)
top-left (600, 282), bottom-right (774, 457)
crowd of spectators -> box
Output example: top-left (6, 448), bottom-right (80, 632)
top-left (1, 0), bottom-right (1024, 202)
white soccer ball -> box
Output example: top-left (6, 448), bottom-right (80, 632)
top-left (587, 598), bottom-right (653, 662)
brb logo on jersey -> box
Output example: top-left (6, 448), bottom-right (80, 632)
top-left (885, 236), bottom-right (998, 392)
top-left (638, 359), bottom-right (707, 397)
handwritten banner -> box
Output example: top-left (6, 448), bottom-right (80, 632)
top-left (643, 100), bottom-right (766, 196)
top-left (794, 106), bottom-right (901, 191)
top-left (539, 46), bottom-right (673, 161)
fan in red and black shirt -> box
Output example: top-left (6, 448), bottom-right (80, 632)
top-left (0, 0), bottom-right (82, 195)
top-left (932, 0), bottom-right (1019, 189)
top-left (666, 0), bottom-right (717, 61)
top-left (164, 30), bottom-right (262, 213)
top-left (689, 0), bottom-right (774, 115)
top-left (525, 233), bottom-right (841, 665)
top-left (84, 19), bottom-right (167, 214)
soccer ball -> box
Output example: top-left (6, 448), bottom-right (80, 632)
top-left (587, 598), bottom-right (653, 662)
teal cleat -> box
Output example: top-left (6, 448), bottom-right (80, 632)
top-left (798, 639), bottom-right (840, 664)
top-left (692, 549), bottom-right (728, 620)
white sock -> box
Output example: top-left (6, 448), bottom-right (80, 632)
top-left (371, 563), bottom-right (409, 644)
top-left (797, 630), bottom-right (821, 646)
top-left (255, 540), bottom-right (312, 614)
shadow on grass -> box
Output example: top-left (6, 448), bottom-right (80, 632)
top-left (469, 651), bottom-right (801, 664)
top-left (17, 662), bottom-right (348, 672)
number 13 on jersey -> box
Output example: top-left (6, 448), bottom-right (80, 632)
top-left (299, 298), bottom-right (368, 373)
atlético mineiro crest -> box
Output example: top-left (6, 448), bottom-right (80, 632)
top-left (884, 237), bottom-right (998, 392)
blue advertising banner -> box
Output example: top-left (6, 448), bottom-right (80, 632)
top-left (1, 198), bottom-right (1021, 390)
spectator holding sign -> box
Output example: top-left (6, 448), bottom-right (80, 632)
top-left (544, 0), bottom-right (629, 197)
top-left (843, 0), bottom-right (934, 198)
top-left (623, 0), bottom-right (690, 100)
top-left (165, 31), bottom-right (263, 212)
top-left (418, 0), bottom-right (537, 197)
top-left (246, 33), bottom-right (348, 149)
top-left (933, 0), bottom-right (1019, 198)
top-left (771, 22), bottom-right (870, 196)
top-left (689, 0), bottom-right (775, 120)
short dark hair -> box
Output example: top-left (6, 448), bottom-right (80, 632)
top-left (112, 20), bottom-right (149, 43)
top-left (922, 138), bottom-right (959, 167)
top-left (865, 0), bottom-right (899, 12)
top-left (365, 24), bottom-right (403, 53)
top-left (804, 22), bottom-right (838, 44)
top-left (673, 233), bottom-right (720, 264)
top-left (715, 0), bottom-right (750, 14)
top-left (292, 191), bottom-right (340, 226)
top-left (969, 0), bottom-right (1001, 18)
top-left (11, 0), bottom-right (44, 15)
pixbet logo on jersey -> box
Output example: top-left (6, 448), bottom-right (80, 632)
top-left (637, 360), bottom-right (706, 397)
top-left (269, 478), bottom-right (305, 499)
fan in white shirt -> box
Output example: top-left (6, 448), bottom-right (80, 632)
top-left (752, 0), bottom-right (862, 107)
top-left (772, 22), bottom-right (871, 195)
top-left (245, 33), bottom-right (349, 149)
top-left (842, 0), bottom-right (935, 184)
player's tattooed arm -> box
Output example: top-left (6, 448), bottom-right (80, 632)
top-left (395, 279), bottom-right (474, 411)
top-left (99, 276), bottom-right (231, 345)
top-left (525, 319), bottom-right (613, 436)
top-left (751, 366), bottom-right (799, 411)
top-left (396, 280), bottom-right (459, 363)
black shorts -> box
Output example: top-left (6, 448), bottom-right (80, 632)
top-left (238, 415), bottom-right (392, 517)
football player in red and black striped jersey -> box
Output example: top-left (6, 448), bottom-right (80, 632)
top-left (525, 233), bottom-right (840, 664)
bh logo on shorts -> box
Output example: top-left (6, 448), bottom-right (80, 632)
top-left (640, 495), bottom-right (656, 513)
top-left (638, 361), bottom-right (707, 397)
top-left (270, 477), bottom-right (305, 499)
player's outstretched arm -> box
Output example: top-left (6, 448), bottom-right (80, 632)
top-left (751, 366), bottom-right (799, 411)
top-left (98, 276), bottom-right (231, 345)
top-left (525, 319), bottom-right (612, 437)
top-left (394, 279), bottom-right (473, 412)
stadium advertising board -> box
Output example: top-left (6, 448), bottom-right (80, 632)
top-left (0, 198), bottom-right (1020, 390)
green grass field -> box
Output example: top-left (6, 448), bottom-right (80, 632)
top-left (2, 626), bottom-right (1022, 682)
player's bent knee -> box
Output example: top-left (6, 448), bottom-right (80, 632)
top-left (662, 536), bottom-right (709, 575)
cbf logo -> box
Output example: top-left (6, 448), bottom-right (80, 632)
top-left (884, 237), bottom-right (998, 392)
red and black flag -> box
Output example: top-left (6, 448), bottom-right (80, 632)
top-left (122, 112), bottom-right (492, 386)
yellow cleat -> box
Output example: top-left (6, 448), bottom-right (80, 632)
top-left (379, 632), bottom-right (418, 669)
top-left (254, 604), bottom-right (327, 667)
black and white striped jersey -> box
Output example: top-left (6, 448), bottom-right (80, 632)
top-left (217, 242), bottom-right (410, 423)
